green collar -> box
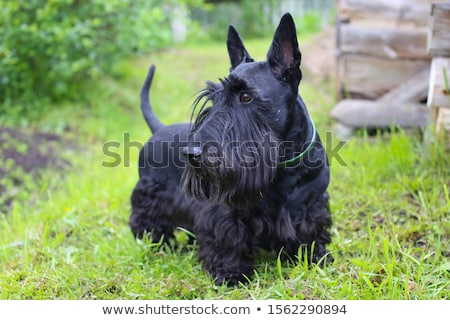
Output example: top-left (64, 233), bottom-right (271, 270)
top-left (277, 118), bottom-right (316, 168)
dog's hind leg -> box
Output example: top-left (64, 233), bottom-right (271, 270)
top-left (129, 176), bottom-right (175, 243)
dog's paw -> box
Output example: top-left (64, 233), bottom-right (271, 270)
top-left (212, 271), bottom-right (250, 287)
top-left (312, 250), bottom-right (334, 266)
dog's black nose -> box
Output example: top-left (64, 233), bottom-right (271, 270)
top-left (181, 146), bottom-right (202, 162)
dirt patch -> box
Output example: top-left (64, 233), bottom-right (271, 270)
top-left (0, 127), bottom-right (72, 210)
top-left (301, 27), bottom-right (336, 83)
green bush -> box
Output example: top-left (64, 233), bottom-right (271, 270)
top-left (0, 0), bottom-right (171, 110)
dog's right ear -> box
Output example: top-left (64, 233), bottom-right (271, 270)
top-left (267, 13), bottom-right (302, 88)
top-left (227, 25), bottom-right (254, 71)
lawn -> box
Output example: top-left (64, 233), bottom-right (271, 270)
top-left (0, 35), bottom-right (449, 299)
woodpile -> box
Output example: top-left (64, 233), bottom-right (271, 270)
top-left (332, 0), bottom-right (444, 136)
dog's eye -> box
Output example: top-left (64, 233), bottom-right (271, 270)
top-left (239, 92), bottom-right (253, 104)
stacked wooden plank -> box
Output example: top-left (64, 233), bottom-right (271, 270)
top-left (332, 0), bottom-right (436, 135)
top-left (426, 3), bottom-right (450, 135)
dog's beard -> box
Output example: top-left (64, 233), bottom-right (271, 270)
top-left (181, 107), bottom-right (279, 209)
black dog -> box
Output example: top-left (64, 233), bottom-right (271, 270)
top-left (130, 13), bottom-right (332, 286)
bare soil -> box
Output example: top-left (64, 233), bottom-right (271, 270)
top-left (0, 127), bottom-right (71, 209)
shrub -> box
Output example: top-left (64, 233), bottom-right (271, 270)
top-left (0, 0), bottom-right (171, 110)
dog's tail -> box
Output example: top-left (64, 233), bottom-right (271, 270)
top-left (140, 65), bottom-right (164, 133)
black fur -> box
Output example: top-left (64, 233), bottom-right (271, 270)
top-left (129, 13), bottom-right (332, 286)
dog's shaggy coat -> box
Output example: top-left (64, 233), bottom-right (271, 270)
top-left (130, 13), bottom-right (332, 286)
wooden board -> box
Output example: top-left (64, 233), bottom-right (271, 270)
top-left (427, 3), bottom-right (450, 56)
top-left (331, 99), bottom-right (429, 128)
top-left (427, 57), bottom-right (450, 109)
top-left (338, 55), bottom-right (429, 99)
top-left (338, 24), bottom-right (428, 59)
top-left (379, 68), bottom-right (430, 102)
top-left (337, 0), bottom-right (434, 25)
top-left (436, 108), bottom-right (450, 133)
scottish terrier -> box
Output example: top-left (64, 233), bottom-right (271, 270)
top-left (129, 13), bottom-right (332, 286)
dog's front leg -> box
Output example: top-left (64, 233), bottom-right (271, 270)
top-left (195, 207), bottom-right (254, 286)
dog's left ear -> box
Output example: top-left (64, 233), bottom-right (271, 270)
top-left (267, 13), bottom-right (302, 87)
top-left (227, 25), bottom-right (254, 71)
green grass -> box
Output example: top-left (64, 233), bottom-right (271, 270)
top-left (0, 37), bottom-right (449, 299)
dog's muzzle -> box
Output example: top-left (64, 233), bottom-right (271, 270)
top-left (181, 146), bottom-right (202, 166)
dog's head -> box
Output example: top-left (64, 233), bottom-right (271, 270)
top-left (181, 13), bottom-right (303, 209)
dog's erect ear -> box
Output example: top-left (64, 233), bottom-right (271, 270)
top-left (267, 13), bottom-right (302, 87)
top-left (227, 25), bottom-right (254, 71)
